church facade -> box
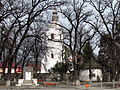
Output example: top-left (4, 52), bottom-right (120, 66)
top-left (41, 9), bottom-right (63, 73)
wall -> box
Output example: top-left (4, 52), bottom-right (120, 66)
top-left (79, 69), bottom-right (102, 81)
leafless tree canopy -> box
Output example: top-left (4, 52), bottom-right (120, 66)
top-left (0, 0), bottom-right (119, 81)
top-left (85, 0), bottom-right (120, 81)
top-left (0, 0), bottom-right (63, 80)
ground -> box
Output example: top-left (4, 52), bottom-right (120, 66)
top-left (0, 86), bottom-right (120, 90)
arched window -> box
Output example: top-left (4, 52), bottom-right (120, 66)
top-left (51, 53), bottom-right (54, 58)
top-left (51, 33), bottom-right (54, 39)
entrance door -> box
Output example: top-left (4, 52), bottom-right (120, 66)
top-left (25, 72), bottom-right (31, 80)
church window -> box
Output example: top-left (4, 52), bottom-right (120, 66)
top-left (60, 35), bottom-right (62, 40)
top-left (51, 53), bottom-right (54, 58)
top-left (51, 33), bottom-right (54, 39)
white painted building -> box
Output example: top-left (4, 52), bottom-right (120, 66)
top-left (40, 9), bottom-right (103, 82)
top-left (79, 60), bottom-right (102, 81)
top-left (41, 8), bottom-right (63, 73)
top-left (79, 69), bottom-right (102, 81)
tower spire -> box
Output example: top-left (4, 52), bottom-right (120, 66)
top-left (51, 7), bottom-right (58, 24)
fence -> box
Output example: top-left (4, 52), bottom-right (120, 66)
top-left (92, 81), bottom-right (120, 88)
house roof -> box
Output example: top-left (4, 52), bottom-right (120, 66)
top-left (27, 64), bottom-right (41, 70)
top-left (0, 63), bottom-right (22, 68)
top-left (79, 59), bottom-right (102, 69)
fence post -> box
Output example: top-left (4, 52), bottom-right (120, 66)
top-left (101, 82), bottom-right (102, 88)
top-left (113, 81), bottom-right (115, 88)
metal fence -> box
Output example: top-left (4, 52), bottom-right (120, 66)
top-left (92, 82), bottom-right (120, 88)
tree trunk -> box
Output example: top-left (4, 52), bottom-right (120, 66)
top-left (35, 54), bottom-right (38, 74)
top-left (73, 55), bottom-right (80, 85)
top-left (2, 60), bottom-right (7, 80)
top-left (7, 59), bottom-right (12, 80)
top-left (89, 56), bottom-right (92, 82)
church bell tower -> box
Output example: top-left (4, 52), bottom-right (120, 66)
top-left (41, 8), bottom-right (63, 73)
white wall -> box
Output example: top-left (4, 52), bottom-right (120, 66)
top-left (0, 68), bottom-right (19, 73)
top-left (41, 27), bottom-right (63, 73)
top-left (79, 69), bottom-right (102, 81)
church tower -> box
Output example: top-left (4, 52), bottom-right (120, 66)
top-left (41, 8), bottom-right (63, 73)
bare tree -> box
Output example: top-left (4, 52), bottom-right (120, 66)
top-left (86, 0), bottom-right (120, 81)
top-left (59, 0), bottom-right (95, 84)
top-left (0, 0), bottom-right (62, 80)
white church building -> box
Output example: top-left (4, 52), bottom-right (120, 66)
top-left (41, 8), bottom-right (63, 73)
top-left (40, 8), bottom-right (102, 82)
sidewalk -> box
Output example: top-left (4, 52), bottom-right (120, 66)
top-left (75, 85), bottom-right (120, 90)
top-left (0, 85), bottom-right (120, 90)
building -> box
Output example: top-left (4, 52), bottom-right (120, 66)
top-left (41, 8), bottom-right (63, 73)
top-left (79, 59), bottom-right (102, 81)
top-left (0, 63), bottom-right (22, 74)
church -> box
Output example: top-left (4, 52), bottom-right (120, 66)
top-left (41, 8), bottom-right (63, 73)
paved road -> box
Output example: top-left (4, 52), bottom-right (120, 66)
top-left (0, 86), bottom-right (120, 90)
